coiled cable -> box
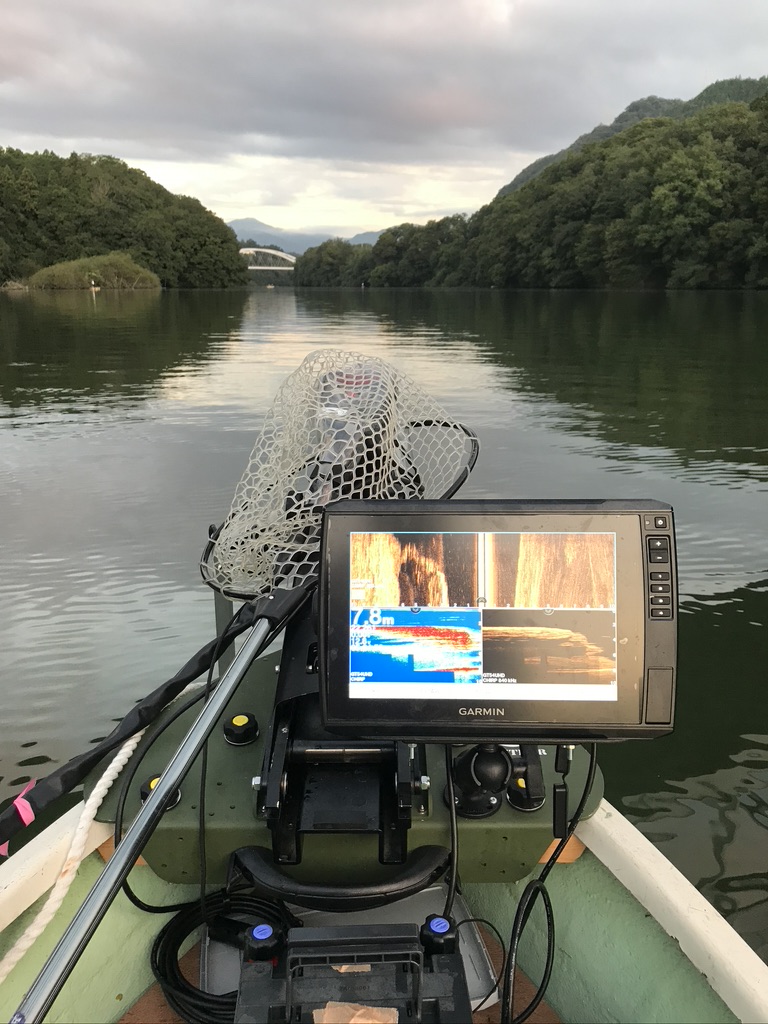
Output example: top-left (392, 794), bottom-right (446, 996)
top-left (151, 888), bottom-right (298, 1024)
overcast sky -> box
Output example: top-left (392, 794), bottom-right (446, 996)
top-left (3, 0), bottom-right (768, 234)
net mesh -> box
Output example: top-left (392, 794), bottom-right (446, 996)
top-left (201, 348), bottom-right (478, 599)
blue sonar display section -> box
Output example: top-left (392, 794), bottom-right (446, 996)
top-left (350, 607), bottom-right (482, 686)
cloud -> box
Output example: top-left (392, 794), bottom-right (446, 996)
top-left (2, 0), bottom-right (768, 228)
top-left (137, 151), bottom-right (525, 233)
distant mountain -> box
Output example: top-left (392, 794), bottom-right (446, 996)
top-left (497, 75), bottom-right (768, 197)
top-left (348, 230), bottom-right (383, 246)
top-left (227, 217), bottom-right (382, 255)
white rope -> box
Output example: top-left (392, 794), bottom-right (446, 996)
top-left (0, 729), bottom-right (146, 986)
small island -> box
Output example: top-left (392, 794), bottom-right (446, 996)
top-left (29, 252), bottom-right (160, 290)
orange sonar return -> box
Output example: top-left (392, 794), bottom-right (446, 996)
top-left (373, 625), bottom-right (477, 650)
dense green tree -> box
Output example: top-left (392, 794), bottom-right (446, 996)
top-left (294, 238), bottom-right (357, 286)
top-left (341, 243), bottom-right (375, 286)
top-left (496, 75), bottom-right (768, 197)
top-left (295, 96), bottom-right (768, 291)
top-left (0, 149), bottom-right (247, 287)
top-left (295, 219), bottom-right (471, 288)
top-left (0, 236), bottom-right (11, 281)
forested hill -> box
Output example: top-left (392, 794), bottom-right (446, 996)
top-left (496, 76), bottom-right (768, 198)
top-left (295, 97), bottom-right (768, 290)
top-left (0, 150), bottom-right (247, 287)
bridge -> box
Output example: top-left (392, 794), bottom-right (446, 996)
top-left (239, 247), bottom-right (296, 271)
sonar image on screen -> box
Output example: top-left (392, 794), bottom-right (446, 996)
top-left (348, 531), bottom-right (618, 703)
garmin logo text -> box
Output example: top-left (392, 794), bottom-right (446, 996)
top-left (459, 707), bottom-right (505, 717)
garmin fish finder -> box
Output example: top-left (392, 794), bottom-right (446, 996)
top-left (319, 499), bottom-right (677, 743)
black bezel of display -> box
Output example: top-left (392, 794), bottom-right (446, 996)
top-left (319, 499), bottom-right (677, 743)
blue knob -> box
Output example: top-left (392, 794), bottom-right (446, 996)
top-left (252, 924), bottom-right (274, 941)
top-left (429, 916), bottom-right (450, 934)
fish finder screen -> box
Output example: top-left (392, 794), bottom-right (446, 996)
top-left (348, 531), bottom-right (618, 704)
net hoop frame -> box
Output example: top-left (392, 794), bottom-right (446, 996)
top-left (200, 349), bottom-right (479, 600)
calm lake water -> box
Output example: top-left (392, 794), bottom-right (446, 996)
top-left (1, 286), bottom-right (767, 956)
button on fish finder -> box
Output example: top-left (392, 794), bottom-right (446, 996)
top-left (648, 537), bottom-right (670, 563)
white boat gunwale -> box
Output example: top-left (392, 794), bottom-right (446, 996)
top-left (3, 796), bottom-right (768, 1022)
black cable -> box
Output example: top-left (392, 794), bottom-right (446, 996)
top-left (539, 744), bottom-right (598, 886)
top-left (197, 608), bottom-right (241, 924)
top-left (500, 743), bottom-right (598, 1024)
top-left (151, 888), bottom-right (297, 1024)
top-left (501, 879), bottom-right (554, 1024)
top-left (455, 916), bottom-right (506, 1013)
top-left (114, 687), bottom-right (208, 914)
top-left (442, 744), bottom-right (459, 919)
top-left (113, 612), bottom-right (248, 914)
top-left (113, 596), bottom-right (310, 913)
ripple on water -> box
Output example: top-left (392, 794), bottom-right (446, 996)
top-left (622, 745), bottom-right (768, 961)
top-left (2, 289), bottom-right (768, 957)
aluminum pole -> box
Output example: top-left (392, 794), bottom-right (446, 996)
top-left (13, 618), bottom-right (272, 1024)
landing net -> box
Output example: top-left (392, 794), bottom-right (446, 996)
top-left (200, 348), bottom-right (478, 599)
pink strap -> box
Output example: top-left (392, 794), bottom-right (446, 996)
top-left (12, 780), bottom-right (36, 826)
top-left (0, 780), bottom-right (36, 857)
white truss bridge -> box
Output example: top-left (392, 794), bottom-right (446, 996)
top-left (239, 247), bottom-right (296, 271)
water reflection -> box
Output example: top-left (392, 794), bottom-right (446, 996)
top-left (602, 581), bottom-right (768, 787)
top-left (600, 580), bottom-right (768, 955)
top-left (0, 289), bottom-right (248, 419)
top-left (1, 287), bottom-right (767, 960)
top-left (623, 750), bottom-right (768, 961)
top-left (296, 289), bottom-right (768, 480)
